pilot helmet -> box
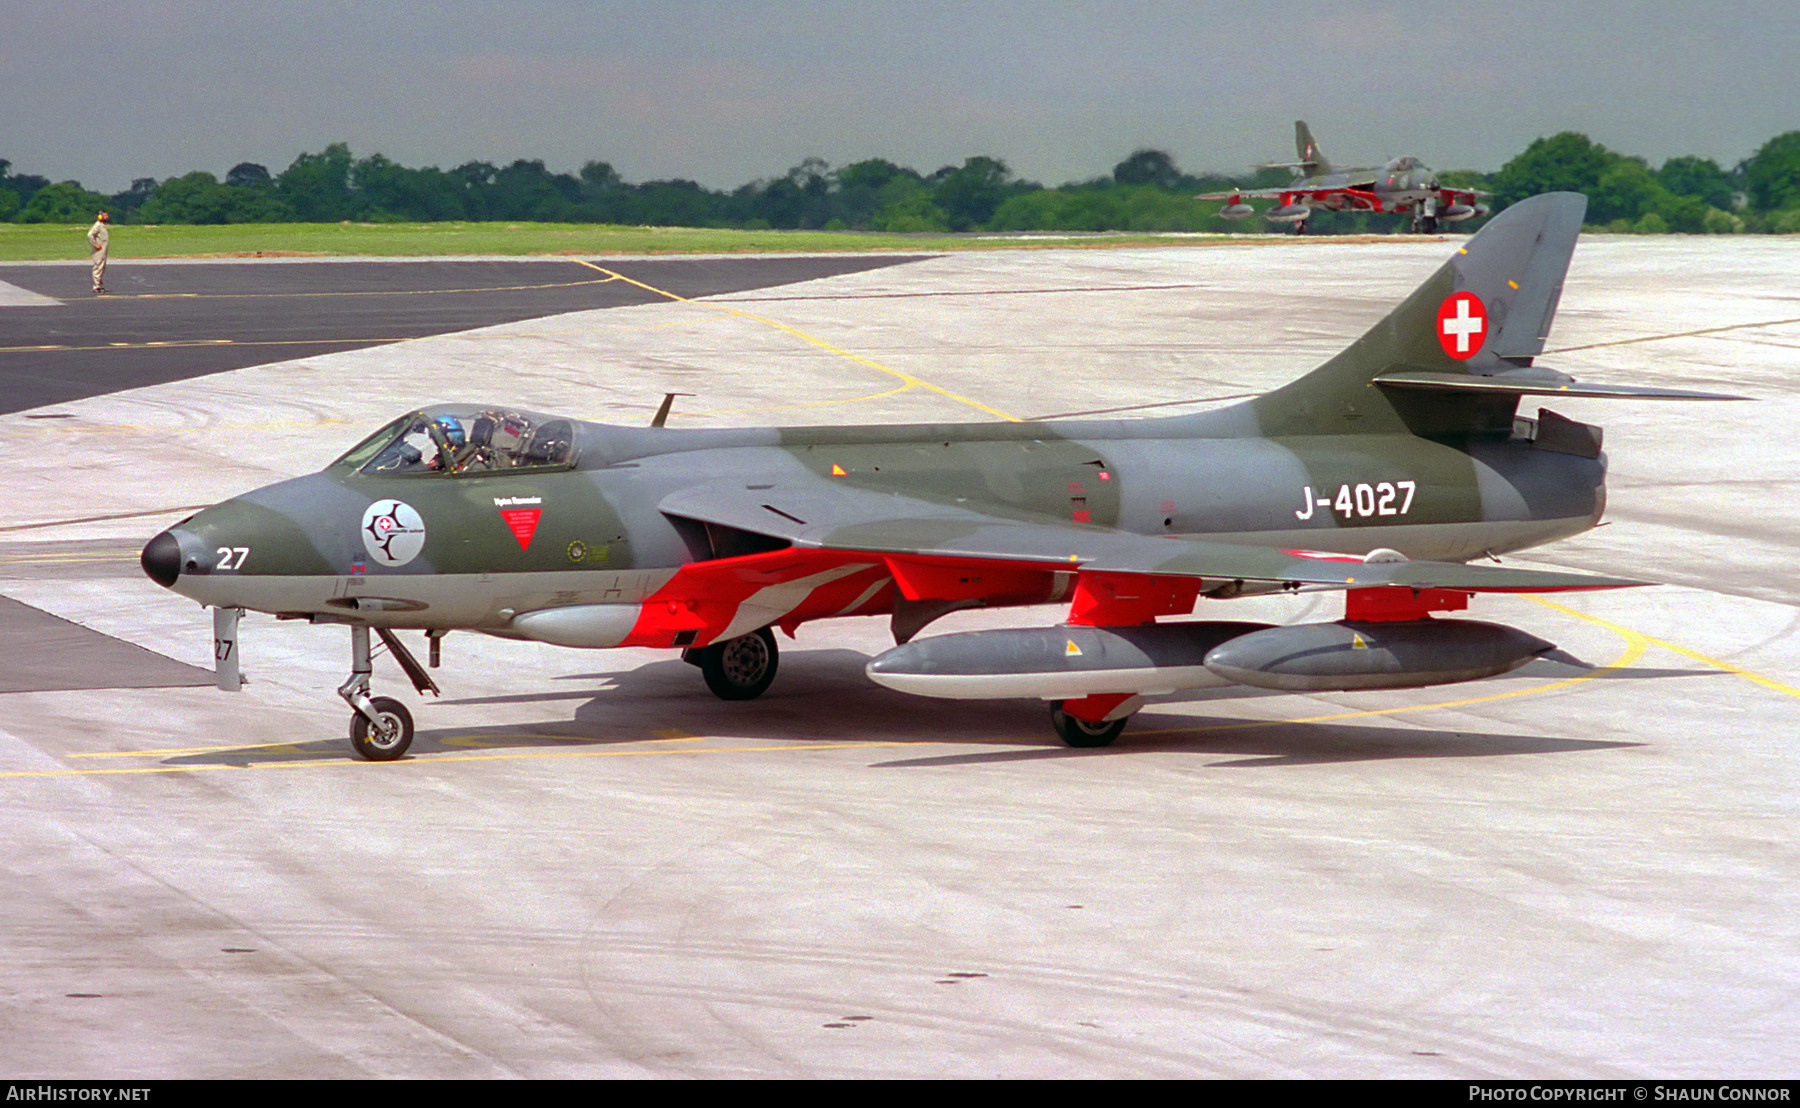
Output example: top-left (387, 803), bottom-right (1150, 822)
top-left (434, 415), bottom-right (466, 447)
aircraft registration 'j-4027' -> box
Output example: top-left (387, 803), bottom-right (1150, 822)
top-left (141, 193), bottom-right (1740, 760)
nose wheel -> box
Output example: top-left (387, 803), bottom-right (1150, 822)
top-left (339, 624), bottom-right (436, 761)
top-left (350, 696), bottom-right (414, 761)
top-left (1412, 197), bottom-right (1441, 234)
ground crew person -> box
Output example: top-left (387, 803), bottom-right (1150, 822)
top-left (86, 210), bottom-right (109, 293)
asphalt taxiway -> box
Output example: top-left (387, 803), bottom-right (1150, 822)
top-left (0, 254), bottom-right (918, 413)
top-left (1, 237), bottom-right (1796, 1077)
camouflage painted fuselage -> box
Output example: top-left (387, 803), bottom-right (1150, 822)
top-left (152, 396), bottom-right (1604, 648)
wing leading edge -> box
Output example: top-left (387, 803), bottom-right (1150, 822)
top-left (658, 480), bottom-right (1646, 599)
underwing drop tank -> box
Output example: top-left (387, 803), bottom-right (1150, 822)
top-left (1200, 619), bottom-right (1555, 692)
top-left (866, 622), bottom-right (1271, 700)
top-left (1220, 202), bottom-right (1256, 220)
top-left (1266, 203), bottom-right (1311, 223)
top-left (866, 619), bottom-right (1554, 700)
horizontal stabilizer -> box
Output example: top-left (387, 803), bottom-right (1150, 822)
top-left (1374, 370), bottom-right (1749, 402)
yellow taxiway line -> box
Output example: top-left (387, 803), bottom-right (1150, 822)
top-left (1531, 596), bottom-right (1800, 700)
top-left (573, 261), bottom-right (1022, 422)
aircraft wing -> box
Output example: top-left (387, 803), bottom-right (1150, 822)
top-left (1197, 186), bottom-right (1385, 213)
top-left (1197, 186), bottom-right (1317, 201)
top-left (658, 480), bottom-right (1645, 594)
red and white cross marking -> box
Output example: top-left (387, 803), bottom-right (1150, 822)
top-left (1436, 291), bottom-right (1488, 360)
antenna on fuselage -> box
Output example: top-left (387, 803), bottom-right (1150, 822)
top-left (651, 392), bottom-right (694, 428)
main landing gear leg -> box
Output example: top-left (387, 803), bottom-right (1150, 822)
top-left (340, 624), bottom-right (429, 761)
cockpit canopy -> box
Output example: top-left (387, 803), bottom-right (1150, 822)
top-left (332, 405), bottom-right (580, 477)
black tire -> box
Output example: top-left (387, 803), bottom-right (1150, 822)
top-left (1049, 701), bottom-right (1127, 748)
top-left (350, 696), bottom-right (414, 761)
top-left (699, 627), bottom-right (779, 701)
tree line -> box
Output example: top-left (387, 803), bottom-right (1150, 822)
top-left (3, 131), bottom-right (1798, 234)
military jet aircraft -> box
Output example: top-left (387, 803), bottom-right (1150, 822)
top-left (1199, 121), bottom-right (1488, 233)
top-left (141, 192), bottom-right (1735, 760)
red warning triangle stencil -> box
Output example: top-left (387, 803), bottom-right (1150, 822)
top-left (499, 508), bottom-right (542, 551)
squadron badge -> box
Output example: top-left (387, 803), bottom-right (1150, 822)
top-left (361, 500), bottom-right (427, 566)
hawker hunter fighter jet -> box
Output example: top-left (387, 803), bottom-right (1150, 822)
top-left (142, 192), bottom-right (1733, 760)
top-left (1200, 121), bottom-right (1488, 233)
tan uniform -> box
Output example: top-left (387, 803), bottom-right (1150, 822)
top-left (86, 219), bottom-right (109, 291)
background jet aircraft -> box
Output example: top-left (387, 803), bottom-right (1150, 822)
top-left (1199, 121), bottom-right (1488, 233)
top-left (141, 193), bottom-right (1736, 760)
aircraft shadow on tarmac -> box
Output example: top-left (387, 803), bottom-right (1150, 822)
top-left (156, 647), bottom-right (1689, 768)
top-left (870, 721), bottom-right (1644, 770)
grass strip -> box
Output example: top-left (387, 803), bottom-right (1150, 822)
top-left (0, 221), bottom-right (1238, 261)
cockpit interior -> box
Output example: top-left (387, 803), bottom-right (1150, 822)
top-left (334, 406), bottom-right (580, 476)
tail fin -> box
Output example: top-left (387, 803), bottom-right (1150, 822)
top-left (1251, 192), bottom-right (1588, 438)
top-left (1295, 121), bottom-right (1330, 175)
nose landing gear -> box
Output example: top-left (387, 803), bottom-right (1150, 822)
top-left (339, 624), bottom-right (439, 761)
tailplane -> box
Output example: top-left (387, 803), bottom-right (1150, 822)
top-left (1248, 192), bottom-right (1740, 439)
top-left (1257, 120), bottom-right (1333, 177)
top-left (1252, 192), bottom-right (1583, 438)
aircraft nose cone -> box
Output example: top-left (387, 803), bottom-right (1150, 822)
top-left (141, 530), bottom-right (182, 588)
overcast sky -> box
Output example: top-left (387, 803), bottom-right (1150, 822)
top-left (8, 0), bottom-right (1797, 194)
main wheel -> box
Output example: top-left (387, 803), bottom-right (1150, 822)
top-left (350, 696), bottom-right (414, 761)
top-left (699, 627), bottom-right (779, 701)
top-left (1049, 702), bottom-right (1127, 748)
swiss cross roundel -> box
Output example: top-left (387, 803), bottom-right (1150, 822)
top-left (1436, 291), bottom-right (1488, 360)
